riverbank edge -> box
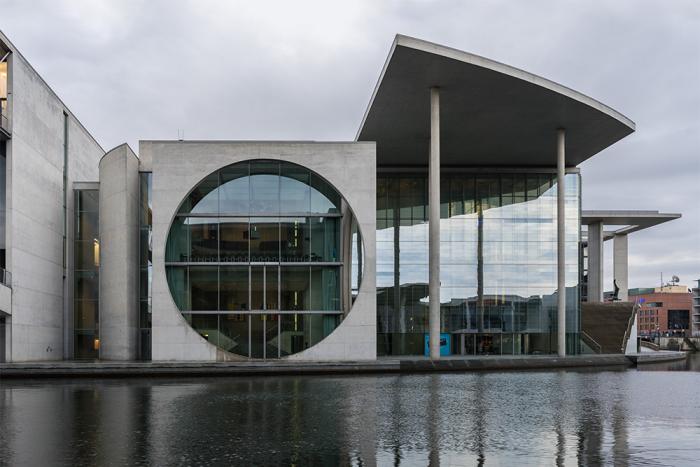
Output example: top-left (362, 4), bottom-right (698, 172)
top-left (1, 353), bottom-right (687, 378)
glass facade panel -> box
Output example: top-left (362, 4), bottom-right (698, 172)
top-left (310, 267), bottom-right (340, 311)
top-left (250, 218), bottom-right (279, 262)
top-left (219, 314), bottom-right (249, 356)
top-left (189, 217), bottom-right (218, 262)
top-left (219, 163), bottom-right (250, 214)
top-left (250, 161), bottom-right (280, 214)
top-left (185, 314), bottom-right (219, 346)
top-left (190, 266), bottom-right (218, 310)
top-left (377, 171), bottom-right (581, 357)
top-left (180, 173), bottom-right (219, 214)
top-left (220, 266), bottom-right (249, 311)
top-left (309, 217), bottom-right (339, 262)
top-left (220, 218), bottom-right (249, 262)
top-left (280, 162), bottom-right (311, 213)
top-left (281, 266), bottom-right (310, 311)
top-left (73, 189), bottom-right (99, 359)
top-left (310, 173), bottom-right (340, 214)
top-left (280, 217), bottom-right (309, 262)
top-left (250, 314), bottom-right (265, 358)
top-left (165, 160), bottom-right (361, 358)
top-left (251, 266), bottom-right (264, 310)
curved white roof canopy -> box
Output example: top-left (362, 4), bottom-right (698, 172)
top-left (357, 35), bottom-right (635, 167)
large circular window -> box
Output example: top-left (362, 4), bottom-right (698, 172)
top-left (165, 160), bottom-right (364, 358)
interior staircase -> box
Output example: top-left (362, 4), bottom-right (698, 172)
top-left (581, 302), bottom-right (636, 354)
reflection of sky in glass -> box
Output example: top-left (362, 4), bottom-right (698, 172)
top-left (377, 173), bottom-right (581, 339)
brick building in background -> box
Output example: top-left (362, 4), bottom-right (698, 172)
top-left (631, 285), bottom-right (693, 337)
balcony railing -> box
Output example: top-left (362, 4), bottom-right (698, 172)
top-left (0, 268), bottom-right (11, 288)
top-left (0, 97), bottom-right (8, 133)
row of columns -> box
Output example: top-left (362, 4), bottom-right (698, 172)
top-left (427, 88), bottom-right (569, 359)
top-left (588, 224), bottom-right (629, 303)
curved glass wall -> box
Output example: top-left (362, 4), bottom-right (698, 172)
top-left (377, 171), bottom-right (580, 356)
top-left (166, 160), bottom-right (363, 358)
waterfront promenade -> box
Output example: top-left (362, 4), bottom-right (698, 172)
top-left (0, 352), bottom-right (686, 378)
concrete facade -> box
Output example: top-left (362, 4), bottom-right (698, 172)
top-left (613, 234), bottom-right (629, 301)
top-left (0, 31), bottom-right (104, 362)
top-left (98, 144), bottom-right (140, 360)
top-left (587, 222), bottom-right (604, 303)
top-left (0, 31), bottom-right (683, 363)
top-left (145, 141), bottom-right (377, 361)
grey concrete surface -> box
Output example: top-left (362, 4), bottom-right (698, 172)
top-left (0, 353), bottom-right (648, 378)
top-left (1, 30), bottom-right (104, 362)
top-left (98, 144), bottom-right (140, 360)
top-left (145, 141), bottom-right (376, 362)
top-left (588, 221), bottom-right (604, 302)
top-left (557, 128), bottom-right (566, 356)
top-left (357, 34), bottom-right (635, 166)
top-left (428, 87), bottom-right (440, 359)
top-left (614, 234), bottom-right (629, 301)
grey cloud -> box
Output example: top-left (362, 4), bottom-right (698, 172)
top-left (1, 0), bottom-right (697, 288)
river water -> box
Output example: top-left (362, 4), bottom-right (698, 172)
top-left (1, 355), bottom-right (699, 466)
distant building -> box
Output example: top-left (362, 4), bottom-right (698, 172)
top-left (630, 285), bottom-right (693, 337)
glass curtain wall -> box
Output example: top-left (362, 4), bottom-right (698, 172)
top-left (74, 189), bottom-right (99, 359)
top-left (166, 160), bottom-right (361, 358)
top-left (377, 171), bottom-right (581, 356)
top-left (138, 173), bottom-right (152, 360)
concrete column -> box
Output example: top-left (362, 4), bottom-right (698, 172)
top-left (587, 221), bottom-right (604, 303)
top-left (556, 129), bottom-right (566, 357)
top-left (429, 87), bottom-right (441, 360)
top-left (99, 144), bottom-right (140, 360)
top-left (613, 234), bottom-right (628, 301)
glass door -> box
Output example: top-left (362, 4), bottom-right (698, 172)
top-left (250, 265), bottom-right (280, 358)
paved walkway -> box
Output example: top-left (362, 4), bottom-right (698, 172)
top-left (1, 353), bottom-right (685, 378)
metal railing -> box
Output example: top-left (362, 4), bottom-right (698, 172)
top-left (0, 97), bottom-right (8, 132)
top-left (621, 303), bottom-right (639, 353)
top-left (580, 330), bottom-right (602, 354)
top-left (0, 268), bottom-right (11, 288)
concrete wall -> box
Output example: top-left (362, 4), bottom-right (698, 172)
top-left (145, 141), bottom-right (376, 361)
top-left (0, 31), bottom-right (104, 361)
top-left (98, 144), bottom-right (140, 360)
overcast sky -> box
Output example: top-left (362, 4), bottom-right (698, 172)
top-left (2, 0), bottom-right (698, 290)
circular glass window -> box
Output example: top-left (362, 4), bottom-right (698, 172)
top-left (165, 160), bottom-right (364, 358)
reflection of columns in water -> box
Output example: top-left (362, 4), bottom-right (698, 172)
top-left (343, 376), bottom-right (378, 466)
top-left (611, 399), bottom-right (630, 467)
top-left (427, 374), bottom-right (441, 467)
top-left (554, 372), bottom-right (566, 467)
top-left (576, 399), bottom-right (603, 465)
top-left (477, 203), bottom-right (484, 332)
top-left (473, 375), bottom-right (487, 466)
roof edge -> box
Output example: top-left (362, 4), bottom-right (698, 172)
top-left (357, 34), bottom-right (636, 140)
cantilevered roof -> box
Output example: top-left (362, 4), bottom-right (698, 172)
top-left (582, 210), bottom-right (681, 238)
top-left (357, 35), bottom-right (635, 167)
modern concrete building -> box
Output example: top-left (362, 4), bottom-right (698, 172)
top-left (581, 211), bottom-right (680, 303)
top-left (0, 32), bottom-right (682, 362)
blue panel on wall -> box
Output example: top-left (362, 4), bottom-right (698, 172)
top-left (424, 333), bottom-right (450, 357)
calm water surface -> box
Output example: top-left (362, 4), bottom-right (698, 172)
top-left (1, 356), bottom-right (699, 466)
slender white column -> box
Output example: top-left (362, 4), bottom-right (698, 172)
top-left (557, 129), bottom-right (567, 357)
top-left (613, 234), bottom-right (629, 301)
top-left (587, 222), bottom-right (604, 302)
top-left (429, 87), bottom-right (441, 359)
